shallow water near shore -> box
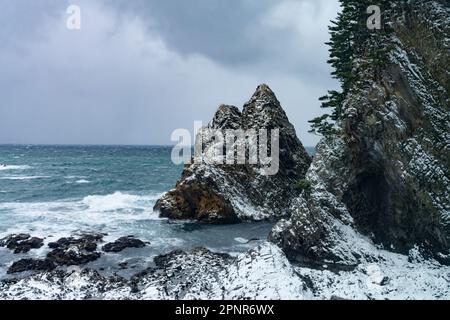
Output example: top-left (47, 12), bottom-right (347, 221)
top-left (0, 145), bottom-right (279, 279)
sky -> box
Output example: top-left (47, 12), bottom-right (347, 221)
top-left (0, 0), bottom-right (341, 146)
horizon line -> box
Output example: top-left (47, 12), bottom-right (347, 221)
top-left (0, 143), bottom-right (317, 148)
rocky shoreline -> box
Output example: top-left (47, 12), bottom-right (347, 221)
top-left (1, 233), bottom-right (148, 275)
top-left (1, 237), bottom-right (449, 300)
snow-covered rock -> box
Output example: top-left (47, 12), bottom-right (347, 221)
top-left (270, 0), bottom-right (450, 266)
top-left (1, 242), bottom-right (449, 300)
top-left (154, 84), bottom-right (311, 223)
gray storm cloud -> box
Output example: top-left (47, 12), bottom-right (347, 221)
top-left (0, 0), bottom-right (340, 145)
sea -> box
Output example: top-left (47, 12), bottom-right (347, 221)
top-left (0, 144), bottom-right (295, 279)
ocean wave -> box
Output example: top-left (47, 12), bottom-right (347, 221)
top-left (75, 179), bottom-right (90, 184)
top-left (234, 237), bottom-right (249, 244)
top-left (0, 192), bottom-right (164, 237)
top-left (0, 191), bottom-right (162, 214)
top-left (81, 191), bottom-right (162, 212)
top-left (0, 176), bottom-right (49, 180)
top-left (0, 165), bottom-right (31, 171)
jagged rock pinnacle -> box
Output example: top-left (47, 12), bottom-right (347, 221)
top-left (154, 85), bottom-right (311, 223)
top-left (210, 105), bottom-right (241, 130)
top-left (247, 84), bottom-right (280, 106)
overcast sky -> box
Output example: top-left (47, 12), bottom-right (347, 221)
top-left (0, 0), bottom-right (340, 146)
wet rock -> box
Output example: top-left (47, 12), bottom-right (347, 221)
top-left (7, 258), bottom-right (56, 274)
top-left (102, 236), bottom-right (146, 253)
top-left (46, 234), bottom-right (103, 266)
top-left (47, 249), bottom-right (100, 266)
top-left (152, 249), bottom-right (185, 267)
top-left (154, 84), bottom-right (311, 223)
top-left (47, 233), bottom-right (103, 250)
top-left (0, 234), bottom-right (44, 254)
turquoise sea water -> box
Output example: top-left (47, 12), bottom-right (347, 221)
top-left (0, 145), bottom-right (282, 278)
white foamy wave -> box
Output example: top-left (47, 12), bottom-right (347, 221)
top-left (0, 176), bottom-right (49, 180)
top-left (0, 165), bottom-right (31, 171)
top-left (0, 192), bottom-right (163, 216)
top-left (234, 237), bottom-right (249, 244)
top-left (75, 179), bottom-right (90, 184)
top-left (0, 192), bottom-right (164, 237)
top-left (81, 191), bottom-right (161, 212)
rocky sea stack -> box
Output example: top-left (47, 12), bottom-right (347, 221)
top-left (154, 84), bottom-right (312, 223)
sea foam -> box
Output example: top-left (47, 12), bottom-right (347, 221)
top-left (81, 191), bottom-right (161, 212)
top-left (0, 176), bottom-right (49, 180)
top-left (0, 165), bottom-right (31, 171)
top-left (0, 191), bottom-right (164, 243)
top-left (75, 179), bottom-right (90, 184)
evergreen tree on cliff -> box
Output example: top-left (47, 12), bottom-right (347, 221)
top-left (309, 0), bottom-right (392, 136)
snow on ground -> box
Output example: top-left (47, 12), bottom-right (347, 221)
top-left (0, 242), bottom-right (448, 300)
top-left (298, 245), bottom-right (450, 300)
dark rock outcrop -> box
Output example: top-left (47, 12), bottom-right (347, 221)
top-left (102, 236), bottom-right (146, 253)
top-left (46, 234), bottom-right (103, 266)
top-left (4, 234), bottom-right (148, 275)
top-left (0, 234), bottom-right (44, 254)
top-left (154, 84), bottom-right (311, 223)
top-left (8, 258), bottom-right (56, 274)
top-left (270, 0), bottom-right (450, 266)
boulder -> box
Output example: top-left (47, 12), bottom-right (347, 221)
top-left (46, 234), bottom-right (103, 266)
top-left (0, 234), bottom-right (44, 254)
top-left (7, 258), bottom-right (56, 274)
top-left (102, 236), bottom-right (146, 253)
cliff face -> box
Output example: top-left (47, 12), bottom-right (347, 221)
top-left (270, 0), bottom-right (450, 266)
top-left (154, 85), bottom-right (311, 223)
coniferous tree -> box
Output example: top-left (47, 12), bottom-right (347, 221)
top-left (309, 0), bottom-right (392, 136)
